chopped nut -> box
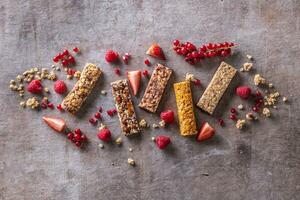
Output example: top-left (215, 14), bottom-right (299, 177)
top-left (159, 120), bottom-right (166, 128)
top-left (19, 93), bottom-right (24, 97)
top-left (44, 87), bottom-right (50, 93)
top-left (100, 90), bottom-right (107, 95)
top-left (236, 119), bottom-right (246, 129)
top-left (139, 119), bottom-right (148, 128)
top-left (237, 104), bottom-right (244, 110)
top-left (246, 54), bottom-right (253, 60)
top-left (282, 96), bottom-right (288, 102)
top-left (66, 74), bottom-right (73, 80)
top-left (152, 123), bottom-right (159, 129)
top-left (127, 158), bottom-right (135, 166)
top-left (99, 123), bottom-right (107, 131)
top-left (26, 97), bottom-right (39, 109)
top-left (246, 112), bottom-right (256, 120)
top-left (264, 91), bottom-right (280, 106)
top-left (20, 101), bottom-right (26, 108)
top-left (115, 137), bottom-right (122, 145)
top-left (262, 107), bottom-right (271, 117)
top-left (185, 73), bottom-right (196, 82)
top-left (98, 143), bottom-right (104, 149)
top-left (254, 74), bottom-right (266, 85)
top-left (10, 80), bottom-right (16, 85)
top-left (151, 136), bottom-right (156, 142)
top-left (268, 83), bottom-right (274, 88)
top-left (16, 75), bottom-right (23, 82)
top-left (48, 71), bottom-right (57, 81)
top-left (129, 148), bottom-right (133, 152)
top-left (243, 62), bottom-right (253, 71)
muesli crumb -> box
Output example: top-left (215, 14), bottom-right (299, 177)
top-left (115, 137), bottom-right (122, 145)
top-left (159, 120), bottom-right (166, 128)
top-left (262, 107), bottom-right (271, 117)
top-left (151, 136), bottom-right (156, 142)
top-left (243, 62), bottom-right (253, 71)
top-left (100, 90), bottom-right (107, 95)
top-left (254, 74), bottom-right (266, 85)
top-left (139, 119), bottom-right (148, 128)
top-left (236, 119), bottom-right (246, 129)
top-left (246, 112), bottom-right (256, 121)
top-left (282, 96), bottom-right (288, 102)
top-left (185, 73), bottom-right (196, 82)
top-left (152, 123), bottom-right (159, 129)
top-left (127, 158), bottom-right (135, 166)
top-left (246, 54), bottom-right (253, 60)
top-left (237, 104), bottom-right (244, 110)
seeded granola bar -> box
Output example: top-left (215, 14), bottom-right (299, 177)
top-left (139, 64), bottom-right (172, 113)
top-left (62, 63), bottom-right (102, 114)
top-left (174, 81), bottom-right (197, 136)
top-left (197, 62), bottom-right (237, 115)
top-left (111, 79), bottom-right (140, 136)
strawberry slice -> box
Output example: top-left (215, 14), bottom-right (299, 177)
top-left (42, 116), bottom-right (66, 132)
top-left (196, 122), bottom-right (215, 141)
top-left (146, 43), bottom-right (166, 60)
top-left (127, 70), bottom-right (141, 96)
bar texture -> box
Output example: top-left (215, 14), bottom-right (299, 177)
top-left (174, 81), bottom-right (197, 136)
top-left (138, 64), bottom-right (172, 113)
top-left (62, 63), bottom-right (102, 114)
top-left (197, 62), bottom-right (237, 115)
top-left (111, 79), bottom-right (140, 136)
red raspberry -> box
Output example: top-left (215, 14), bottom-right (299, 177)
top-left (160, 110), bottom-right (174, 124)
top-left (155, 135), bottom-right (171, 149)
top-left (105, 50), bottom-right (118, 62)
top-left (236, 86), bottom-right (251, 99)
top-left (54, 80), bottom-right (67, 94)
top-left (27, 80), bottom-right (43, 94)
top-left (97, 128), bottom-right (111, 142)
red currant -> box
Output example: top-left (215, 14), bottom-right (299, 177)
top-left (89, 118), bottom-right (97, 125)
top-left (62, 49), bottom-right (69, 56)
top-left (252, 106), bottom-right (259, 112)
top-left (68, 56), bottom-right (75, 64)
top-left (230, 114), bottom-right (236, 120)
top-left (53, 56), bottom-right (60, 63)
top-left (142, 70), bottom-right (149, 77)
top-left (230, 108), bottom-right (236, 113)
top-left (144, 59), bottom-right (151, 66)
top-left (193, 79), bottom-right (201, 86)
top-left (173, 39), bottom-right (180, 46)
top-left (75, 141), bottom-right (81, 147)
top-left (56, 104), bottom-right (63, 111)
top-left (61, 59), bottom-right (68, 67)
top-left (218, 119), bottom-right (225, 126)
top-left (114, 68), bottom-right (121, 76)
top-left (67, 133), bottom-right (74, 140)
top-left (74, 128), bottom-right (81, 135)
top-left (98, 106), bottom-right (103, 113)
top-left (122, 55), bottom-right (129, 64)
top-left (94, 112), bottom-right (102, 119)
top-left (73, 47), bottom-right (79, 53)
top-left (74, 133), bottom-right (81, 141)
top-left (47, 103), bottom-right (54, 109)
top-left (80, 134), bottom-right (87, 141)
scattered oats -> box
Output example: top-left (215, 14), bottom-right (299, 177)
top-left (129, 148), bottom-right (133, 152)
top-left (48, 71), bottom-right (57, 81)
top-left (127, 158), bottom-right (135, 166)
top-left (282, 96), bottom-right (288, 102)
top-left (100, 90), bottom-right (107, 95)
top-left (20, 101), bottom-right (26, 108)
top-left (268, 83), bottom-right (273, 88)
top-left (246, 112), bottom-right (256, 121)
top-left (67, 74), bottom-right (73, 80)
top-left (74, 71), bottom-right (81, 79)
top-left (151, 137), bottom-right (156, 142)
top-left (19, 93), bottom-right (24, 97)
top-left (44, 87), bottom-right (50, 93)
top-left (236, 119), bottom-right (246, 129)
top-left (35, 75), bottom-right (41, 80)
top-left (26, 97), bottom-right (39, 109)
top-left (139, 119), bottom-right (148, 128)
top-left (9, 84), bottom-right (16, 90)
top-left (240, 68), bottom-right (245, 72)
top-left (273, 105), bottom-right (277, 109)
top-left (33, 67), bottom-right (39, 72)
top-left (237, 104), bottom-right (244, 110)
top-left (99, 123), bottom-right (106, 131)
top-left (246, 54), bottom-right (253, 60)
top-left (254, 74), bottom-right (266, 85)
top-left (185, 73), bottom-right (196, 82)
top-left (98, 143), bottom-right (104, 149)
top-left (16, 75), bottom-right (23, 82)
top-left (243, 62), bottom-right (253, 71)
top-left (152, 123), bottom-right (159, 129)
top-left (10, 80), bottom-right (16, 85)
top-left (159, 120), bottom-right (166, 128)
top-left (262, 107), bottom-right (271, 117)
top-left (115, 137), bottom-right (122, 145)
top-left (36, 71), bottom-right (41, 75)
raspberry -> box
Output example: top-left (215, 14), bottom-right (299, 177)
top-left (160, 110), bottom-right (174, 124)
top-left (155, 135), bottom-right (171, 149)
top-left (27, 80), bottom-right (43, 94)
top-left (236, 86), bottom-right (251, 99)
top-left (97, 128), bottom-right (111, 142)
top-left (54, 80), bottom-right (67, 94)
top-left (105, 50), bottom-right (118, 62)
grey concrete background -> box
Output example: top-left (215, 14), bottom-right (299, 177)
top-left (0, 0), bottom-right (299, 200)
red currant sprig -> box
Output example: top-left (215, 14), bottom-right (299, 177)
top-left (172, 40), bottom-right (236, 65)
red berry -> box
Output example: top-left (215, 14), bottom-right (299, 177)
top-left (27, 80), bottom-right (43, 94)
top-left (193, 79), bottom-right (201, 86)
top-left (160, 110), bottom-right (174, 124)
top-left (67, 69), bottom-right (76, 75)
top-left (142, 70), bottom-right (149, 77)
top-left (75, 141), bottom-right (82, 147)
top-left (218, 119), bottom-right (225, 126)
top-left (230, 114), bottom-right (236, 120)
top-left (73, 47), bottom-right (79, 53)
top-left (173, 39), bottom-right (180, 46)
top-left (114, 68), bottom-right (121, 76)
top-left (186, 43), bottom-right (196, 51)
top-left (80, 134), bottom-right (87, 141)
top-left (67, 133), bottom-right (74, 140)
top-left (230, 108), bottom-right (236, 113)
top-left (89, 117), bottom-right (97, 125)
top-left (67, 56), bottom-right (75, 64)
top-left (105, 50), bottom-right (118, 62)
top-left (236, 86), bottom-right (251, 99)
top-left (63, 49), bottom-right (69, 56)
top-left (74, 128), bottom-right (81, 135)
top-left (41, 103), bottom-right (47, 109)
top-left (207, 43), bottom-right (213, 49)
top-left (252, 106), bottom-right (259, 112)
top-left (255, 91), bottom-right (262, 97)
top-left (94, 112), bottom-right (102, 119)
top-left (180, 47), bottom-right (188, 55)
top-left (156, 135), bottom-right (171, 149)
top-left (98, 106), bottom-right (103, 113)
top-left (53, 55), bottom-right (60, 63)
top-left (47, 103), bottom-right (54, 109)
top-left (200, 45), bottom-right (207, 52)
top-left (57, 104), bottom-right (63, 111)
top-left (107, 109), bottom-right (114, 116)
top-left (61, 59), bottom-right (69, 67)
top-left (97, 128), bottom-right (111, 142)
top-left (74, 133), bottom-right (81, 141)
top-left (125, 52), bottom-right (131, 57)
top-left (144, 59), bottom-right (151, 66)
top-left (54, 80), bottom-right (67, 94)
top-left (122, 55), bottom-right (129, 64)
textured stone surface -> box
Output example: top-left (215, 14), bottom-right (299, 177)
top-left (0, 0), bottom-right (299, 200)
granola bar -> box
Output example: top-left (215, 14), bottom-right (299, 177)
top-left (174, 81), bottom-right (197, 136)
top-left (111, 79), bottom-right (140, 136)
top-left (197, 62), bottom-right (237, 115)
top-left (139, 64), bottom-right (172, 113)
top-left (62, 63), bottom-right (102, 114)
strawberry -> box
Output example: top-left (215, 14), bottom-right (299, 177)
top-left (160, 110), bottom-right (174, 124)
top-left (42, 116), bottom-right (66, 132)
top-left (155, 135), bottom-right (171, 149)
top-left (127, 70), bottom-right (141, 96)
top-left (54, 80), bottom-right (67, 94)
top-left (146, 43), bottom-right (166, 60)
top-left (27, 80), bottom-right (43, 94)
top-left (236, 86), bottom-right (251, 99)
top-left (197, 122), bottom-right (215, 141)
top-left (105, 50), bottom-right (118, 62)
top-left (97, 128), bottom-right (111, 142)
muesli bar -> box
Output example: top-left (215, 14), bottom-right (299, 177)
top-left (138, 64), bottom-right (172, 113)
top-left (111, 79), bottom-right (140, 136)
top-left (62, 63), bottom-right (102, 114)
top-left (197, 62), bottom-right (237, 115)
top-left (174, 81), bottom-right (197, 136)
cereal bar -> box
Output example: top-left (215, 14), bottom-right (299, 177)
top-left (111, 79), bottom-right (140, 136)
top-left (139, 64), bottom-right (172, 113)
top-left (174, 81), bottom-right (197, 136)
top-left (62, 63), bottom-right (102, 114)
top-left (197, 62), bottom-right (237, 115)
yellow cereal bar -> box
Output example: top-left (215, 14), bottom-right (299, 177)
top-left (197, 62), bottom-right (237, 115)
top-left (174, 81), bottom-right (197, 136)
top-left (62, 63), bottom-right (102, 114)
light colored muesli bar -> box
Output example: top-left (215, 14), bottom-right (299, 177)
top-left (62, 63), bottom-right (102, 114)
top-left (138, 64), bottom-right (172, 113)
top-left (197, 62), bottom-right (237, 115)
top-left (174, 81), bottom-right (197, 136)
top-left (111, 79), bottom-right (140, 136)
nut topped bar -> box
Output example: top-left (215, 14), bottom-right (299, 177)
top-left (197, 62), bottom-right (237, 115)
top-left (174, 81), bottom-right (197, 136)
top-left (139, 64), bottom-right (172, 113)
top-left (62, 63), bottom-right (102, 114)
top-left (111, 79), bottom-right (140, 136)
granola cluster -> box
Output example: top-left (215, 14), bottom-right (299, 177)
top-left (254, 74), bottom-right (266, 85)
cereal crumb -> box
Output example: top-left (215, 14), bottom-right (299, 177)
top-left (98, 143), bottom-right (104, 149)
top-left (47, 71), bottom-right (57, 81)
top-left (151, 136), bottom-right (156, 142)
top-left (264, 92), bottom-right (280, 106)
top-left (246, 54), bottom-right (253, 60)
top-left (67, 74), bottom-right (73, 80)
top-left (243, 62), bottom-right (253, 71)
top-left (237, 104), bottom-right (244, 110)
top-left (185, 73), bottom-right (196, 82)
top-left (26, 97), bottom-right (39, 109)
top-left (159, 120), bottom-right (166, 128)
top-left (236, 119), bottom-right (246, 129)
top-left (262, 107), bottom-right (271, 117)
top-left (115, 137), bottom-right (122, 145)
top-left (98, 123), bottom-right (107, 131)
top-left (129, 148), bottom-right (133, 152)
top-left (152, 123), bottom-right (159, 129)
top-left (74, 71), bottom-right (81, 79)
top-left (139, 119), bottom-right (148, 128)
top-left (268, 83), bottom-right (274, 88)
top-left (20, 101), bottom-right (26, 108)
top-left (127, 158), bottom-right (135, 166)
top-left (240, 68), bottom-right (245, 72)
top-left (100, 90), bottom-right (107, 95)
top-left (246, 112), bottom-right (256, 120)
top-left (254, 74), bottom-right (266, 85)
top-left (282, 96), bottom-right (288, 102)
top-left (44, 87), bottom-right (50, 93)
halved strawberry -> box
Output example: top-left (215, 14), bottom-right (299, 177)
top-left (146, 43), bottom-right (166, 60)
top-left (196, 122), bottom-right (215, 141)
top-left (127, 70), bottom-right (141, 96)
top-left (42, 116), bottom-right (66, 132)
